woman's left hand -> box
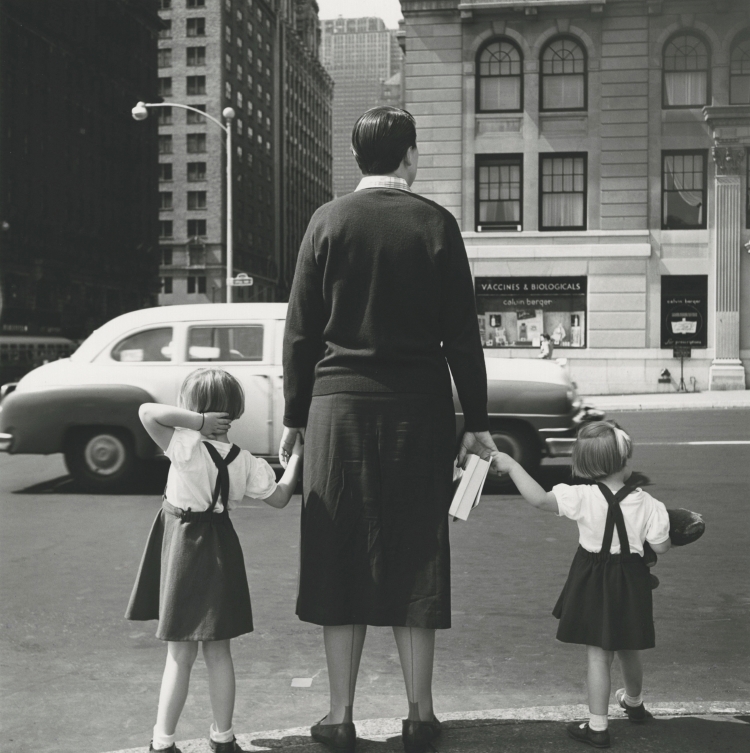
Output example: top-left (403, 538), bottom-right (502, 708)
top-left (279, 426), bottom-right (305, 468)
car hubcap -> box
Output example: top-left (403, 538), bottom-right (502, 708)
top-left (83, 434), bottom-right (126, 476)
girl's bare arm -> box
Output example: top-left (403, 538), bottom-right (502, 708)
top-left (250, 435), bottom-right (304, 509)
top-left (138, 403), bottom-right (230, 452)
top-left (490, 451), bottom-right (558, 512)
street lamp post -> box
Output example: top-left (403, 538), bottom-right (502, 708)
top-left (131, 101), bottom-right (236, 302)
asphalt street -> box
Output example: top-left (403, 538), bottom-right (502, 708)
top-left (1, 409), bottom-right (748, 753)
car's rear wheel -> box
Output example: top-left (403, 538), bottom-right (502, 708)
top-left (64, 427), bottom-right (138, 492)
top-left (485, 423), bottom-right (541, 493)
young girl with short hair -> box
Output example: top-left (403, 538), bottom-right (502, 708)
top-left (126, 368), bottom-right (303, 753)
top-left (491, 420), bottom-right (671, 749)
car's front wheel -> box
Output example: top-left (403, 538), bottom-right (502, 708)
top-left (485, 423), bottom-right (541, 493)
top-left (64, 427), bottom-right (138, 492)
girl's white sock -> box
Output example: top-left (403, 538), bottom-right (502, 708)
top-left (210, 723), bottom-right (235, 744)
top-left (624, 692), bottom-right (643, 707)
top-left (152, 726), bottom-right (175, 750)
top-left (589, 713), bottom-right (608, 731)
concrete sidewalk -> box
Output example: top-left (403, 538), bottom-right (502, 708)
top-left (583, 389), bottom-right (750, 411)
top-left (107, 702), bottom-right (750, 753)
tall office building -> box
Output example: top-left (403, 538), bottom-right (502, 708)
top-left (0, 0), bottom-right (161, 338)
top-left (319, 17), bottom-right (404, 196)
top-left (156, 0), bottom-right (332, 305)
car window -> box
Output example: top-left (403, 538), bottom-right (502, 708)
top-left (111, 328), bottom-right (174, 362)
top-left (188, 325), bottom-right (264, 362)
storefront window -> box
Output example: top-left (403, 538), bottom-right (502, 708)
top-left (476, 276), bottom-right (587, 349)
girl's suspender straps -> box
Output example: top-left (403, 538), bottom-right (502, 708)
top-left (203, 442), bottom-right (241, 513)
top-left (596, 482), bottom-right (634, 556)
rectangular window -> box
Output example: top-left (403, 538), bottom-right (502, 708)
top-left (159, 0), bottom-right (171, 9)
top-left (186, 75), bottom-right (206, 95)
top-left (158, 77), bottom-right (172, 97)
top-left (187, 325), bottom-right (264, 361)
top-left (187, 161), bottom-right (207, 181)
top-left (187, 219), bottom-right (207, 237)
top-left (187, 133), bottom-right (206, 153)
top-left (225, 53), bottom-right (232, 70)
top-left (198, 276), bottom-right (207, 294)
top-left (186, 0), bottom-right (205, 7)
top-left (225, 25), bottom-right (232, 43)
top-left (187, 276), bottom-right (196, 294)
top-left (662, 151), bottom-right (706, 230)
top-left (187, 191), bottom-right (207, 210)
top-left (159, 163), bottom-right (173, 181)
top-left (157, 106), bottom-right (172, 125)
top-left (186, 17), bottom-right (205, 37)
top-left (476, 156), bottom-right (523, 231)
top-left (159, 192), bottom-right (173, 210)
top-left (159, 19), bottom-right (171, 38)
top-left (187, 46), bottom-right (206, 66)
top-left (162, 249), bottom-right (173, 266)
top-left (475, 276), bottom-right (587, 350)
top-left (162, 277), bottom-right (173, 295)
top-left (237, 64), bottom-right (243, 81)
top-left (159, 220), bottom-right (173, 238)
top-left (187, 104), bottom-right (206, 124)
top-left (158, 49), bottom-right (172, 68)
top-left (158, 135), bottom-right (173, 154)
top-left (539, 154), bottom-right (587, 231)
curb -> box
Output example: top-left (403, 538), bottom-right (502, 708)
top-left (105, 701), bottom-right (750, 753)
top-left (583, 392), bottom-right (750, 411)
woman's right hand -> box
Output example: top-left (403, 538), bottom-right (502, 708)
top-left (279, 426), bottom-right (305, 468)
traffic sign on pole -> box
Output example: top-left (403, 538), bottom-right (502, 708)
top-left (228, 273), bottom-right (253, 287)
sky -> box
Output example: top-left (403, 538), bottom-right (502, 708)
top-left (316, 0), bottom-right (404, 29)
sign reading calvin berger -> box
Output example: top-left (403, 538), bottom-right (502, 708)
top-left (475, 277), bottom-right (587, 349)
top-left (660, 275), bottom-right (708, 349)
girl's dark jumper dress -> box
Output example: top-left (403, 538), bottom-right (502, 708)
top-left (125, 442), bottom-right (254, 642)
top-left (553, 483), bottom-right (655, 651)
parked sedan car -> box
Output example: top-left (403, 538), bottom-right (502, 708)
top-left (0, 304), bottom-right (603, 491)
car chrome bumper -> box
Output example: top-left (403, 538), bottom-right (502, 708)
top-left (545, 437), bottom-right (576, 457)
top-left (0, 432), bottom-right (13, 452)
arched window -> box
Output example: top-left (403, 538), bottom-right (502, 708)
top-left (663, 33), bottom-right (710, 108)
top-left (477, 39), bottom-right (523, 112)
top-left (540, 37), bottom-right (587, 111)
top-left (730, 30), bottom-right (750, 105)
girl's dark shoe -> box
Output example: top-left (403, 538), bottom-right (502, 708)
top-left (616, 688), bottom-right (653, 723)
top-left (310, 718), bottom-right (356, 753)
top-left (149, 744), bottom-right (182, 753)
top-left (209, 737), bottom-right (245, 753)
top-left (566, 721), bottom-right (611, 748)
top-left (401, 717), bottom-right (442, 753)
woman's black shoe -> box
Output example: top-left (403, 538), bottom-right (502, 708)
top-left (401, 718), bottom-right (442, 753)
top-left (310, 718), bottom-right (356, 753)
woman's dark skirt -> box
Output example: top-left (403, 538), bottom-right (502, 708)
top-left (125, 501), bottom-right (253, 641)
top-left (553, 546), bottom-right (655, 651)
top-left (297, 392), bottom-right (456, 629)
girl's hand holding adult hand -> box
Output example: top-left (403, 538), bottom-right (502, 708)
top-left (201, 412), bottom-right (231, 437)
top-left (292, 433), bottom-right (304, 459)
top-left (279, 426), bottom-right (305, 468)
top-left (489, 450), bottom-right (516, 476)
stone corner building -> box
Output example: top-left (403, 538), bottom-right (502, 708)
top-left (399, 0), bottom-right (750, 393)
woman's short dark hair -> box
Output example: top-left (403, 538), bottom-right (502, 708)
top-left (351, 106), bottom-right (417, 175)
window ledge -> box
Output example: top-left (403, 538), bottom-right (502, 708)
top-left (463, 229), bottom-right (651, 259)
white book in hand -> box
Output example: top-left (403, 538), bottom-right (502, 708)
top-left (449, 454), bottom-right (491, 521)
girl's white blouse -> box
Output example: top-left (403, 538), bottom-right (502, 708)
top-left (553, 483), bottom-right (670, 555)
top-left (164, 428), bottom-right (277, 513)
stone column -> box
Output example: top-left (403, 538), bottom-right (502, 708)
top-left (709, 146), bottom-right (746, 390)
